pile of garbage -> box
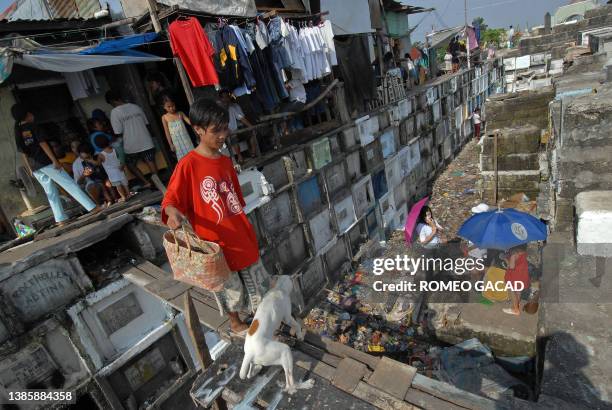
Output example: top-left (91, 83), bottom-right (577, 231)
top-left (304, 269), bottom-right (438, 375)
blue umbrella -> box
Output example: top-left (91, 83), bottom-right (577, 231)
top-left (458, 208), bottom-right (547, 250)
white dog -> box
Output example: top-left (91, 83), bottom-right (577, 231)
top-left (239, 275), bottom-right (314, 394)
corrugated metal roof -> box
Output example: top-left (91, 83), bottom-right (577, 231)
top-left (2, 0), bottom-right (101, 21)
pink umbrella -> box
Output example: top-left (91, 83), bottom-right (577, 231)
top-left (404, 196), bottom-right (429, 244)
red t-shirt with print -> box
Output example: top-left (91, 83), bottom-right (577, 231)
top-left (162, 151), bottom-right (259, 271)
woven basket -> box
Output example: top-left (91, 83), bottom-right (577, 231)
top-left (163, 228), bottom-right (230, 292)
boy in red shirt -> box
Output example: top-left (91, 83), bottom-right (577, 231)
top-left (162, 99), bottom-right (270, 333)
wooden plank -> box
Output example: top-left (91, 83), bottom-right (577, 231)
top-left (404, 387), bottom-right (466, 410)
top-left (295, 340), bottom-right (342, 368)
top-left (121, 265), bottom-right (157, 288)
top-left (192, 298), bottom-right (229, 332)
top-left (303, 332), bottom-right (380, 370)
top-left (332, 358), bottom-right (368, 393)
top-left (190, 287), bottom-right (222, 309)
top-left (368, 356), bottom-right (416, 400)
top-left (133, 259), bottom-right (172, 280)
top-left (293, 350), bottom-right (337, 381)
top-left (411, 374), bottom-right (508, 410)
top-left (353, 381), bottom-right (416, 410)
top-left (184, 291), bottom-right (213, 368)
top-left (145, 278), bottom-right (191, 301)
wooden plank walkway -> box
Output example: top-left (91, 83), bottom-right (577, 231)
top-left (123, 260), bottom-right (514, 410)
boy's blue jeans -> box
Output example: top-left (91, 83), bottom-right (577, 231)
top-left (32, 164), bottom-right (96, 223)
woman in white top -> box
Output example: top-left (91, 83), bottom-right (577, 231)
top-left (416, 206), bottom-right (447, 249)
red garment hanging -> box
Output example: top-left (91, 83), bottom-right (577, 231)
top-left (169, 17), bottom-right (219, 87)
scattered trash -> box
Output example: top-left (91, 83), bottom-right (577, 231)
top-left (137, 205), bottom-right (161, 223)
top-left (13, 219), bottom-right (35, 238)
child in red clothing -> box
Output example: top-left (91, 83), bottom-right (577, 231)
top-left (502, 244), bottom-right (530, 316)
top-left (162, 99), bottom-right (270, 334)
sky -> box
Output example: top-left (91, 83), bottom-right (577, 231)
top-left (0, 0), bottom-right (605, 42)
top-left (405, 0), bottom-right (605, 43)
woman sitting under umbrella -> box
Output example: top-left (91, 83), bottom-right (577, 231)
top-left (416, 206), bottom-right (447, 249)
top-left (502, 244), bottom-right (529, 316)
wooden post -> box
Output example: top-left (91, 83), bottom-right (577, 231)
top-left (183, 291), bottom-right (213, 368)
top-left (146, 0), bottom-right (162, 33)
top-left (493, 131), bottom-right (499, 205)
top-left (174, 57), bottom-right (194, 106)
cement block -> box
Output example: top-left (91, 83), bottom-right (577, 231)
top-left (366, 207), bottom-right (382, 239)
top-left (372, 168), bottom-right (388, 200)
top-left (345, 219), bottom-right (367, 258)
top-left (333, 194), bottom-right (357, 235)
top-left (345, 150), bottom-right (362, 183)
top-left (481, 125), bottom-right (541, 156)
top-left (239, 169), bottom-right (274, 213)
top-left (378, 110), bottom-right (390, 130)
top-left (307, 137), bottom-right (332, 170)
top-left (361, 139), bottom-right (384, 173)
top-left (393, 179), bottom-right (408, 210)
top-left (323, 236), bottom-right (350, 281)
top-left (480, 153), bottom-right (540, 171)
top-left (297, 256), bottom-right (327, 305)
top-left (261, 157), bottom-right (290, 191)
top-left (352, 175), bottom-right (375, 219)
top-left (392, 204), bottom-right (408, 231)
top-left (380, 127), bottom-right (397, 159)
top-left (296, 175), bottom-right (325, 219)
top-left (2, 257), bottom-right (90, 323)
top-left (277, 225), bottom-right (310, 273)
top-left (399, 116), bottom-right (416, 146)
top-left (308, 209), bottom-right (335, 253)
top-left (576, 191), bottom-right (612, 257)
top-left (340, 127), bottom-right (358, 151)
top-left (257, 191), bottom-right (296, 237)
top-left (0, 319), bottom-right (89, 390)
top-left (356, 116), bottom-right (374, 146)
top-left (284, 149), bottom-right (309, 183)
top-left (399, 98), bottom-right (413, 118)
top-left (323, 161), bottom-right (349, 200)
top-left (384, 154), bottom-right (401, 190)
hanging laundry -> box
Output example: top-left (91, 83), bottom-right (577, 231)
top-left (286, 24), bottom-right (306, 81)
top-left (320, 20), bottom-right (338, 66)
top-left (335, 34), bottom-right (376, 112)
top-left (169, 17), bottom-right (219, 87)
top-left (255, 19), bottom-right (269, 50)
top-left (215, 24), bottom-right (257, 91)
top-left (63, 70), bottom-right (100, 100)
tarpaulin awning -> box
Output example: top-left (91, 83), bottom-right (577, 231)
top-left (158, 0), bottom-right (256, 17)
top-left (14, 52), bottom-right (165, 73)
top-left (79, 33), bottom-right (159, 55)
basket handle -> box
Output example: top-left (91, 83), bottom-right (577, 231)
top-left (179, 224), bottom-right (217, 256)
top-left (171, 228), bottom-right (193, 258)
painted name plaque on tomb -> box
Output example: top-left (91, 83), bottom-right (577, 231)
top-left (97, 292), bottom-right (144, 336)
top-left (3, 258), bottom-right (86, 322)
top-left (123, 348), bottom-right (166, 390)
top-left (0, 344), bottom-right (57, 388)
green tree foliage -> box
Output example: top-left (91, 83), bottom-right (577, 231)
top-left (482, 28), bottom-right (506, 47)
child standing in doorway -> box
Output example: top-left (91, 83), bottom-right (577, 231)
top-left (162, 99), bottom-right (271, 334)
top-left (160, 94), bottom-right (194, 161)
top-left (97, 137), bottom-right (130, 202)
top-left (77, 143), bottom-right (114, 207)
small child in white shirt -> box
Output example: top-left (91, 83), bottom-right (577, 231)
top-left (95, 136), bottom-right (130, 202)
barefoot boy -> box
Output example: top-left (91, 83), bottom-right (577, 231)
top-left (162, 99), bottom-right (270, 333)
